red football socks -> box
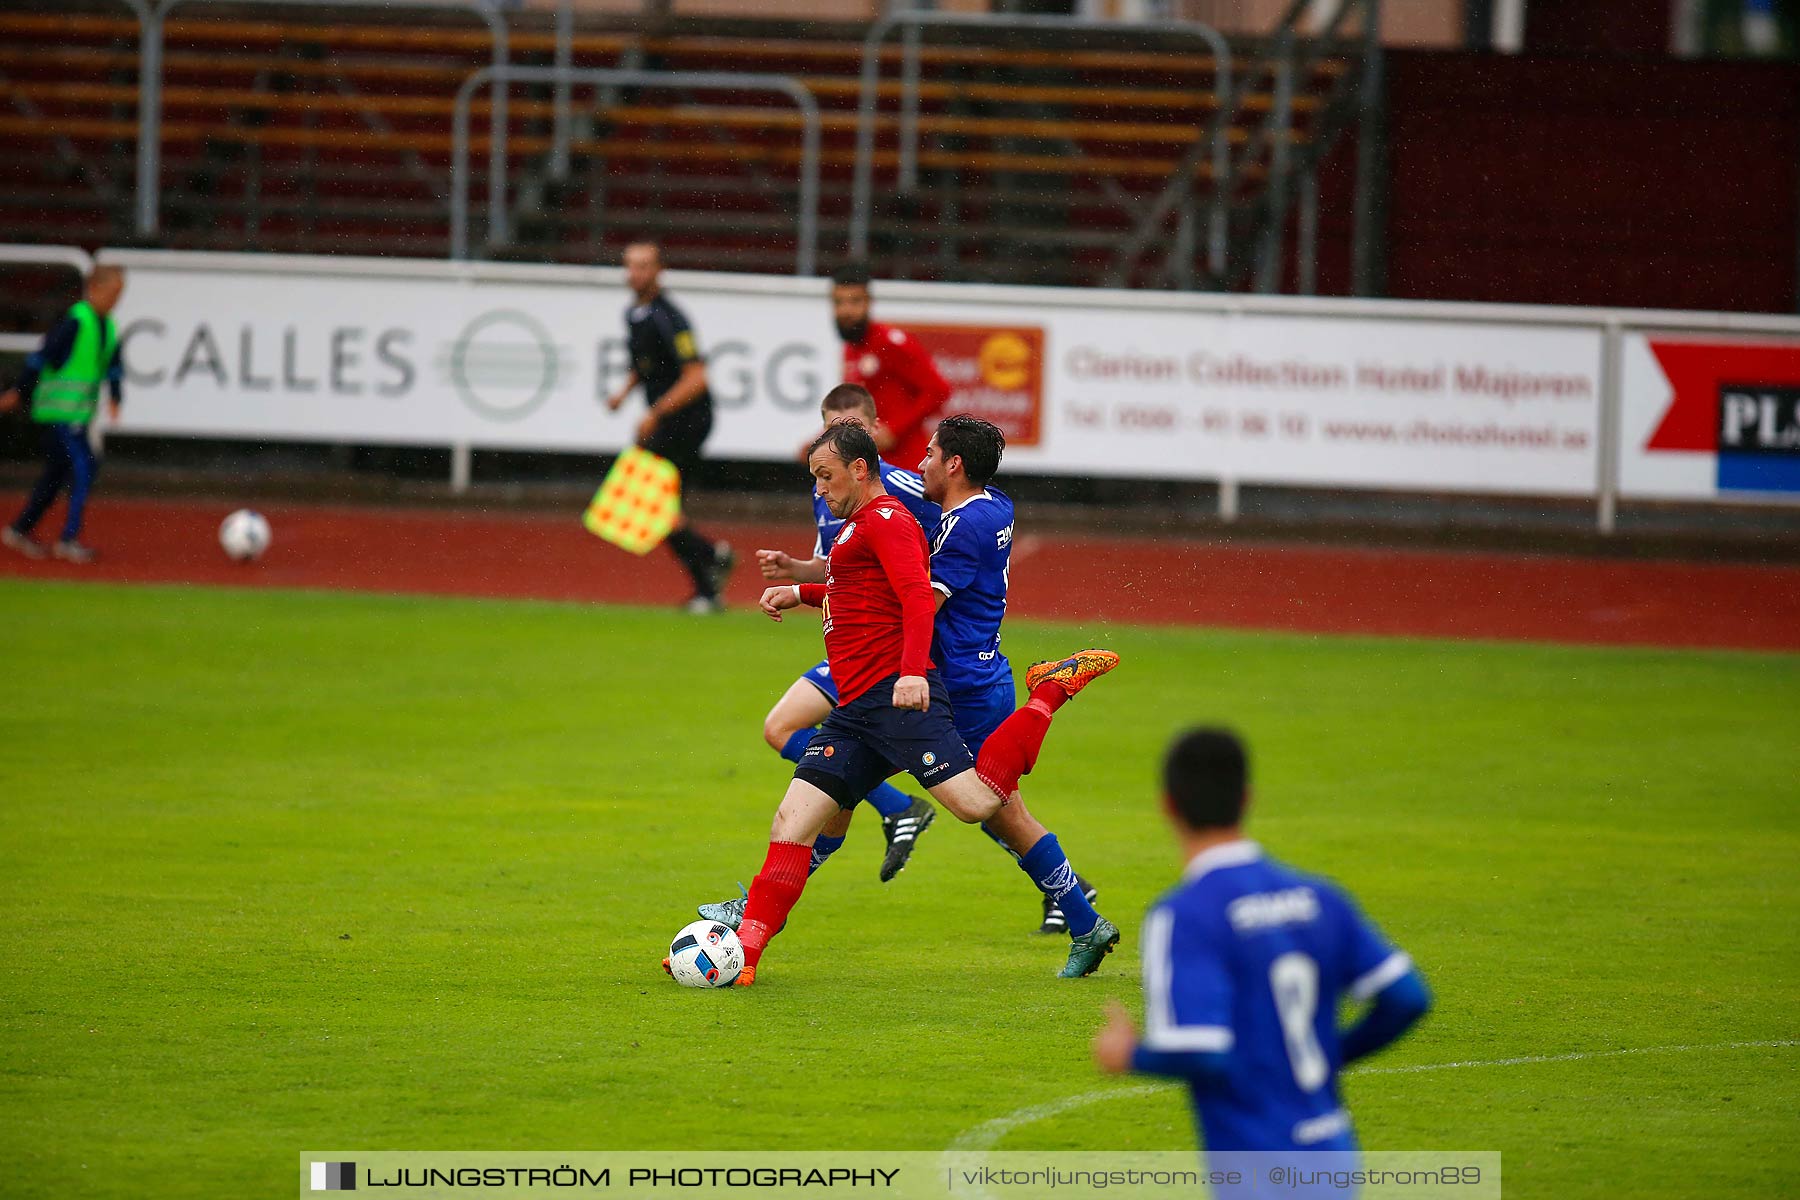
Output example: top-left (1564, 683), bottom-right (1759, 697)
top-left (1029, 682), bottom-right (1071, 716)
top-left (736, 840), bottom-right (812, 967)
top-left (975, 700), bottom-right (1055, 800)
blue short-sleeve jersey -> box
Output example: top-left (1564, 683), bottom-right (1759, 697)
top-left (814, 462), bottom-right (939, 557)
top-left (927, 487), bottom-right (1014, 697)
top-left (1142, 841), bottom-right (1411, 1155)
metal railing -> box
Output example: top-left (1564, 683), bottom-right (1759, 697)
top-left (450, 66), bottom-right (821, 275)
top-left (131, 0), bottom-right (508, 241)
top-left (0, 245), bottom-right (94, 355)
top-left (849, 11), bottom-right (1232, 281)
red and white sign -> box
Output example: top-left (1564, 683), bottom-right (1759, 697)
top-left (1619, 334), bottom-right (1800, 498)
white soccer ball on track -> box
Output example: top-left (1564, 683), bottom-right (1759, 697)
top-left (218, 509), bottom-right (272, 562)
top-left (667, 920), bottom-right (743, 988)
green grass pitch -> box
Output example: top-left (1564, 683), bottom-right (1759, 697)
top-left (1, 579), bottom-right (1795, 1198)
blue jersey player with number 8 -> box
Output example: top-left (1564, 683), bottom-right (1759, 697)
top-left (1094, 729), bottom-right (1431, 1192)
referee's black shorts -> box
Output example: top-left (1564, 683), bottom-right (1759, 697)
top-left (639, 401), bottom-right (714, 480)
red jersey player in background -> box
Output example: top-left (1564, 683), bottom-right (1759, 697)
top-left (832, 262), bottom-right (953, 471)
top-left (671, 418), bottom-right (1121, 987)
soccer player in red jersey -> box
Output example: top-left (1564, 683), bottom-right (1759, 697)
top-left (833, 262), bottom-right (952, 473)
top-left (721, 419), bottom-right (1120, 986)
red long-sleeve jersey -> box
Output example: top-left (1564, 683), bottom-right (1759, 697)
top-left (841, 322), bottom-right (953, 472)
top-left (797, 493), bottom-right (936, 705)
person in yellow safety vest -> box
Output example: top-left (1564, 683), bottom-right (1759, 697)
top-left (1, 265), bottom-right (126, 564)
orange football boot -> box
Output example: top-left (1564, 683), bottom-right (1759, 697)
top-left (1024, 649), bottom-right (1120, 698)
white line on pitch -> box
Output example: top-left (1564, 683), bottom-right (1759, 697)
top-left (948, 1037), bottom-right (1797, 1153)
top-left (1353, 1037), bottom-right (1798, 1077)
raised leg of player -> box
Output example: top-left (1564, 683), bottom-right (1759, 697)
top-left (923, 770), bottom-right (1005, 824)
top-left (975, 649), bottom-right (1120, 801)
top-left (984, 796), bottom-right (1103, 939)
top-left (735, 778), bottom-right (843, 979)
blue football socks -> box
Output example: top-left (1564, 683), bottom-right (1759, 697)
top-left (980, 821), bottom-right (1021, 860)
top-left (1019, 834), bottom-right (1098, 936)
top-left (809, 833), bottom-right (846, 875)
top-left (860, 781), bottom-right (911, 818)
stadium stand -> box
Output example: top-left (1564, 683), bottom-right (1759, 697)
top-left (0, 7), bottom-right (1353, 287)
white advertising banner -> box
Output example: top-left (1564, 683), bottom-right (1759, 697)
top-left (106, 255), bottom-right (835, 460)
top-left (104, 251), bottom-right (1604, 496)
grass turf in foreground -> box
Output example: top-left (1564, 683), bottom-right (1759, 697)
top-left (0, 580), bottom-right (1795, 1199)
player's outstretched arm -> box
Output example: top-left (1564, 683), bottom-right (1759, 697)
top-left (760, 585), bottom-right (805, 622)
top-left (1093, 1001), bottom-right (1230, 1082)
top-left (1340, 968), bottom-right (1431, 1064)
top-left (757, 548), bottom-right (826, 584)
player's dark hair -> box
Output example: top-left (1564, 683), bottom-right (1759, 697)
top-left (808, 417), bottom-right (880, 476)
top-left (933, 414), bottom-right (1005, 485)
top-left (831, 261), bottom-right (872, 289)
top-left (1163, 728), bottom-right (1249, 830)
top-left (820, 383), bottom-right (877, 420)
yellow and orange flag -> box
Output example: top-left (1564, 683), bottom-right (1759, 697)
top-left (582, 447), bottom-right (682, 555)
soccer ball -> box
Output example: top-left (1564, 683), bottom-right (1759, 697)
top-left (218, 509), bottom-right (272, 562)
top-left (666, 920), bottom-right (743, 988)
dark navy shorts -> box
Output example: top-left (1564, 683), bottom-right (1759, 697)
top-left (794, 671), bottom-right (975, 808)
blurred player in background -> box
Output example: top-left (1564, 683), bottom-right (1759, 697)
top-left (1, 265), bottom-right (125, 564)
top-left (1093, 728), bottom-right (1431, 1181)
top-left (690, 419), bottom-right (1120, 986)
top-left (745, 384), bottom-right (944, 884)
top-left (605, 240), bottom-right (734, 613)
top-left (832, 262), bottom-right (952, 471)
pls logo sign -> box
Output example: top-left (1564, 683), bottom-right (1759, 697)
top-left (909, 324), bottom-right (1045, 447)
top-left (1646, 340), bottom-right (1800, 493)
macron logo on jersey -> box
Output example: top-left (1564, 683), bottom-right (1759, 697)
top-left (878, 508), bottom-right (894, 520)
top-left (1226, 887), bottom-right (1320, 934)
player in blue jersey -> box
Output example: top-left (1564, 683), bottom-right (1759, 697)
top-left (920, 414), bottom-right (1109, 945)
top-left (1093, 728), bottom-right (1431, 1187)
top-left (745, 385), bottom-right (945, 884)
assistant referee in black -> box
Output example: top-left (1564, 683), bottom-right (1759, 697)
top-left (606, 239), bottom-right (735, 613)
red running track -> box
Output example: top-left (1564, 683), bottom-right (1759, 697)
top-left (2, 494), bottom-right (1797, 652)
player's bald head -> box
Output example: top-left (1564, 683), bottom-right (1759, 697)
top-left (86, 264), bottom-right (125, 313)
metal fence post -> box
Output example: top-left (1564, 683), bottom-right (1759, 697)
top-left (1254, 35), bottom-right (1295, 294)
top-left (451, 442), bottom-right (473, 493)
top-left (132, 0), bottom-right (162, 237)
top-left (1297, 168), bottom-right (1319, 296)
top-left (1350, 0), bottom-right (1386, 297)
top-left (1597, 321), bottom-right (1622, 534)
top-left (550, 0), bottom-right (572, 182)
top-left (898, 22), bottom-right (921, 194)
